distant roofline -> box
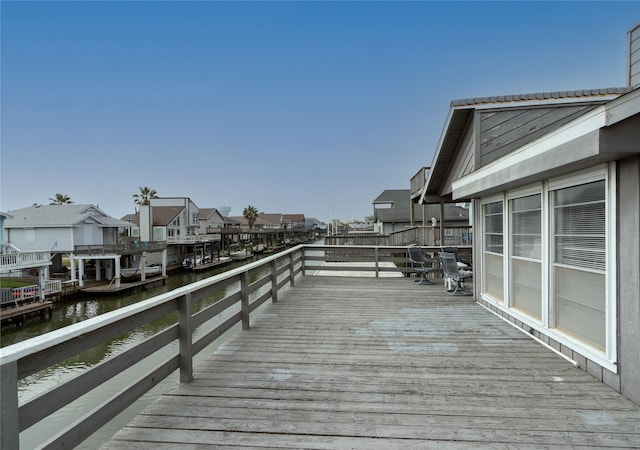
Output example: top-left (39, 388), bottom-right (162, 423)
top-left (451, 87), bottom-right (631, 107)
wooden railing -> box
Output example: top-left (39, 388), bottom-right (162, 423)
top-left (0, 251), bottom-right (51, 270)
top-left (74, 241), bottom-right (167, 256)
top-left (0, 244), bottom-right (470, 449)
top-left (166, 235), bottom-right (220, 244)
top-left (326, 226), bottom-right (473, 247)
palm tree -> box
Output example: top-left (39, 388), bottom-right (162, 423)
top-left (243, 205), bottom-right (259, 230)
top-left (49, 193), bottom-right (73, 205)
top-left (133, 186), bottom-right (158, 207)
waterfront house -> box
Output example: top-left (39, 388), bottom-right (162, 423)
top-left (125, 197), bottom-right (220, 265)
top-left (282, 213), bottom-right (305, 230)
top-left (3, 204), bottom-right (130, 271)
top-left (197, 208), bottom-right (226, 235)
top-left (415, 24), bottom-right (640, 405)
top-left (373, 189), bottom-right (469, 234)
top-left (229, 213), bottom-right (283, 232)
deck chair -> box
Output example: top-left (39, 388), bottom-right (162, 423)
top-left (441, 246), bottom-right (472, 269)
top-left (407, 246), bottom-right (438, 285)
top-left (439, 252), bottom-right (473, 296)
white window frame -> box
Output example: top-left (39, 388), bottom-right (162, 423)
top-left (507, 184), bottom-right (543, 319)
top-left (546, 164), bottom-right (616, 369)
top-left (153, 227), bottom-right (165, 242)
top-left (480, 194), bottom-right (506, 304)
top-left (479, 164), bottom-right (616, 371)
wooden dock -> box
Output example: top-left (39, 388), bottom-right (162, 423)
top-left (104, 276), bottom-right (640, 449)
top-left (0, 301), bottom-right (52, 323)
top-left (81, 276), bottom-right (168, 294)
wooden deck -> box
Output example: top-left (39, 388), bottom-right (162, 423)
top-left (104, 276), bottom-right (640, 449)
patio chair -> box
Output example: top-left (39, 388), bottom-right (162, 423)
top-left (441, 246), bottom-right (472, 269)
top-left (407, 246), bottom-right (439, 285)
top-left (439, 252), bottom-right (473, 296)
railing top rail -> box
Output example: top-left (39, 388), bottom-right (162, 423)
top-left (0, 245), bottom-right (303, 366)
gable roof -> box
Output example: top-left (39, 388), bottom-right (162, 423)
top-left (150, 206), bottom-right (183, 226)
top-left (121, 213), bottom-right (139, 226)
top-left (197, 208), bottom-right (221, 220)
top-left (283, 214), bottom-right (305, 223)
top-left (373, 189), bottom-right (411, 206)
top-left (4, 204), bottom-right (130, 228)
top-left (421, 87), bottom-right (631, 203)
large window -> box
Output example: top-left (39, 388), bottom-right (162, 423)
top-left (483, 201), bottom-right (504, 302)
top-left (552, 180), bottom-right (606, 350)
top-left (510, 194), bottom-right (541, 319)
top-left (480, 167), bottom-right (613, 364)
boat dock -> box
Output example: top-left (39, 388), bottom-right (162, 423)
top-left (81, 276), bottom-right (168, 294)
top-left (104, 276), bottom-right (640, 448)
top-left (191, 258), bottom-right (231, 272)
top-left (0, 301), bottom-right (53, 324)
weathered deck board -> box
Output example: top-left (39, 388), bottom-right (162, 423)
top-left (104, 276), bottom-right (640, 449)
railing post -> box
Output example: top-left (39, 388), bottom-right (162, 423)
top-left (178, 293), bottom-right (193, 383)
top-left (288, 252), bottom-right (295, 287)
top-left (301, 248), bottom-right (306, 276)
top-left (1, 360), bottom-right (20, 449)
top-left (241, 272), bottom-right (250, 329)
top-left (270, 260), bottom-right (278, 303)
top-left (374, 247), bottom-right (380, 278)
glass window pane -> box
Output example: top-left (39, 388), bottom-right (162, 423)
top-left (484, 252), bottom-right (504, 301)
top-left (555, 266), bottom-right (605, 350)
top-left (512, 258), bottom-right (541, 319)
top-left (484, 201), bottom-right (503, 254)
top-left (511, 194), bottom-right (541, 259)
top-left (553, 181), bottom-right (605, 270)
top-left (484, 201), bottom-right (504, 301)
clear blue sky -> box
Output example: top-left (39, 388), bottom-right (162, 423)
top-left (2, 1), bottom-right (638, 223)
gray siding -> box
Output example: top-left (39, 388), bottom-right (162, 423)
top-left (440, 118), bottom-right (475, 197)
top-left (478, 104), bottom-right (600, 167)
top-left (618, 156), bottom-right (640, 405)
top-left (629, 23), bottom-right (640, 88)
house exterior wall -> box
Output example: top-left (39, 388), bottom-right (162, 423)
top-left (199, 211), bottom-right (225, 234)
top-left (8, 227), bottom-right (74, 252)
top-left (618, 155), bottom-right (640, 404)
top-left (139, 205), bottom-right (153, 242)
top-left (102, 227), bottom-right (119, 245)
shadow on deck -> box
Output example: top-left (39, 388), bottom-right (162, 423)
top-left (104, 276), bottom-right (640, 449)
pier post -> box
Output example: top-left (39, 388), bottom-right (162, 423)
top-left (241, 271), bottom-right (250, 329)
top-left (270, 260), bottom-right (278, 303)
top-left (178, 292), bottom-right (193, 383)
top-left (288, 253), bottom-right (295, 287)
top-left (374, 247), bottom-right (380, 278)
top-left (1, 360), bottom-right (20, 449)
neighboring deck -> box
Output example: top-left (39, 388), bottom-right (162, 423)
top-left (104, 276), bottom-right (640, 449)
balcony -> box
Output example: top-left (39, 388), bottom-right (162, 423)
top-left (0, 251), bottom-right (51, 272)
top-left (73, 241), bottom-right (167, 256)
top-left (2, 245), bottom-right (639, 448)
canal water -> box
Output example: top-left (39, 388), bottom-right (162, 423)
top-left (0, 255), bottom-right (282, 449)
